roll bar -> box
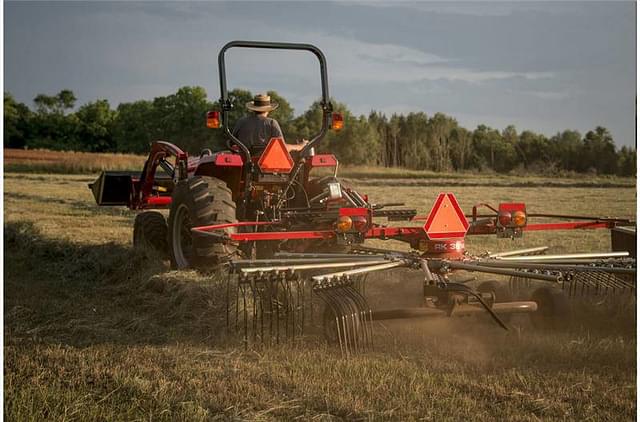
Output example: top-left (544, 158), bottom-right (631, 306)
top-left (217, 40), bottom-right (334, 162)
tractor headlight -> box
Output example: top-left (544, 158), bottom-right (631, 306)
top-left (336, 216), bottom-right (353, 232)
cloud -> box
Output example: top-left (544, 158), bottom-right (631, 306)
top-left (4, 1), bottom-right (635, 147)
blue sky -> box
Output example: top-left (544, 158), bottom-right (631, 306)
top-left (4, 1), bottom-right (637, 147)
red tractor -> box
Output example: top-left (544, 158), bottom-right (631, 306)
top-left (91, 41), bottom-right (374, 267)
top-left (91, 41), bottom-right (635, 353)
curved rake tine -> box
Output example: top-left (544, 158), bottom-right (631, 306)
top-left (345, 282), bottom-right (373, 350)
top-left (340, 279), bottom-right (365, 354)
top-left (338, 281), bottom-right (360, 354)
top-left (325, 283), bottom-right (352, 357)
top-left (341, 281), bottom-right (365, 352)
top-left (258, 279), bottom-right (265, 343)
top-left (314, 285), bottom-right (345, 356)
top-left (250, 279), bottom-right (258, 343)
top-left (241, 283), bottom-right (248, 350)
top-left (285, 275), bottom-right (295, 341)
top-left (226, 271), bottom-right (232, 332)
top-left (267, 274), bottom-right (275, 346)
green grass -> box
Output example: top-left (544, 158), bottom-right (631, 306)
top-left (4, 171), bottom-right (637, 421)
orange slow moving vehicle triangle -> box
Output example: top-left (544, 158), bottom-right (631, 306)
top-left (423, 193), bottom-right (470, 239)
top-left (258, 137), bottom-right (294, 173)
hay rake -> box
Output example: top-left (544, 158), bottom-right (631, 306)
top-left (222, 244), bottom-right (636, 354)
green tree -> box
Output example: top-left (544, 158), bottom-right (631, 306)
top-left (472, 125), bottom-right (503, 171)
top-left (113, 100), bottom-right (156, 153)
top-left (368, 111), bottom-right (389, 166)
top-left (151, 86), bottom-right (216, 154)
top-left (617, 146), bottom-right (636, 177)
top-left (30, 90), bottom-right (80, 150)
top-left (449, 126), bottom-right (471, 171)
top-left (549, 130), bottom-right (582, 172)
top-left (33, 89), bottom-right (76, 114)
top-left (427, 113), bottom-right (456, 172)
top-left (4, 93), bottom-right (33, 149)
top-left (76, 99), bottom-right (117, 152)
top-left (581, 126), bottom-right (618, 174)
top-left (516, 130), bottom-right (551, 171)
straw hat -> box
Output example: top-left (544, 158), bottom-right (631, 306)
top-left (246, 93), bottom-right (279, 112)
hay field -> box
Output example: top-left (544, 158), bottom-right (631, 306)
top-left (4, 169), bottom-right (637, 421)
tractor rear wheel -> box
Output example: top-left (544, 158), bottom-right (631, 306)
top-left (133, 211), bottom-right (168, 255)
top-left (529, 287), bottom-right (570, 330)
top-left (168, 176), bottom-right (237, 269)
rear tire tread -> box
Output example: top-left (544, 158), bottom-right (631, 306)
top-left (168, 176), bottom-right (238, 269)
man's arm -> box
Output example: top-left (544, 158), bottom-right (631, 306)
top-left (271, 119), bottom-right (308, 152)
top-left (285, 141), bottom-right (309, 152)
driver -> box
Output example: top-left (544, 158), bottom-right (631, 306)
top-left (233, 93), bottom-right (308, 153)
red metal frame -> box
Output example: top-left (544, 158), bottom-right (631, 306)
top-left (190, 200), bottom-right (634, 259)
top-left (137, 141), bottom-right (188, 209)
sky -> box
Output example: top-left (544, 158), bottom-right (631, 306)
top-left (4, 1), bottom-right (637, 147)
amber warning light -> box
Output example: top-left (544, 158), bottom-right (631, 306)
top-left (331, 112), bottom-right (344, 131)
top-left (206, 111), bottom-right (220, 128)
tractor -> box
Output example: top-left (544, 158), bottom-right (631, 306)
top-left (91, 41), bottom-right (636, 354)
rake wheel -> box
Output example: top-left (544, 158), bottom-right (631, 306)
top-left (133, 211), bottom-right (168, 256)
top-left (168, 176), bottom-right (237, 269)
top-left (529, 287), bottom-right (571, 330)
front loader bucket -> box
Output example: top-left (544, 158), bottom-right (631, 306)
top-left (88, 171), bottom-right (137, 206)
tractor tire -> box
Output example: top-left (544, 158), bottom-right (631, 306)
top-left (133, 211), bottom-right (168, 256)
top-left (477, 280), bottom-right (513, 324)
top-left (529, 287), bottom-right (571, 330)
top-left (168, 176), bottom-right (237, 269)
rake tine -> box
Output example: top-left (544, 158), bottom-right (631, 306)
top-left (299, 276), bottom-right (305, 337)
top-left (241, 283), bottom-right (248, 350)
top-left (342, 281), bottom-right (365, 352)
top-left (277, 276), bottom-right (287, 340)
top-left (340, 281), bottom-right (360, 354)
top-left (286, 275), bottom-right (295, 341)
top-left (235, 277), bottom-right (241, 334)
top-left (259, 279), bottom-right (265, 343)
top-left (226, 270), bottom-right (232, 331)
top-left (341, 282), bottom-right (361, 354)
top-left (327, 283), bottom-right (351, 357)
top-left (250, 278), bottom-right (258, 343)
top-left (315, 284), bottom-right (345, 356)
top-left (291, 277), bottom-right (304, 336)
top-left (348, 283), bottom-right (373, 350)
top-left (268, 275), bottom-right (274, 346)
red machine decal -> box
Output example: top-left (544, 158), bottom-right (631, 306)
top-left (258, 137), bottom-right (294, 173)
top-left (423, 193), bottom-right (470, 239)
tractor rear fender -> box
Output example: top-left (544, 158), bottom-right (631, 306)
top-left (193, 152), bottom-right (244, 199)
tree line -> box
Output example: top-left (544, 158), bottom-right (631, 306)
top-left (4, 87), bottom-right (636, 176)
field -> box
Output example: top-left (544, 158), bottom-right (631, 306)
top-left (4, 156), bottom-right (637, 420)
